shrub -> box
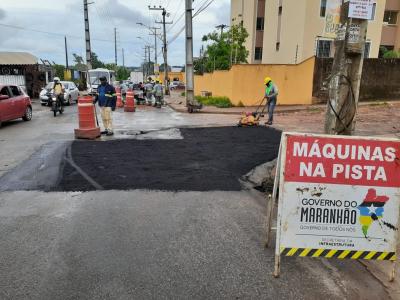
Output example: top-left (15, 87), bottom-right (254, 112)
top-left (195, 96), bottom-right (233, 108)
top-left (383, 50), bottom-right (400, 59)
top-left (181, 91), bottom-right (186, 97)
top-left (237, 101), bottom-right (245, 107)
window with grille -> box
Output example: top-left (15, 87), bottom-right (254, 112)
top-left (384, 11), bottom-right (398, 25)
top-left (316, 40), bottom-right (332, 58)
top-left (255, 47), bottom-right (263, 60)
top-left (320, 0), bottom-right (327, 17)
top-left (256, 17), bottom-right (265, 30)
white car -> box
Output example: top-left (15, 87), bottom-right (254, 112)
top-left (40, 81), bottom-right (79, 106)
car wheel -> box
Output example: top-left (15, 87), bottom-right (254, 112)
top-left (41, 103), bottom-right (46, 106)
top-left (22, 106), bottom-right (32, 121)
top-left (67, 96), bottom-right (71, 106)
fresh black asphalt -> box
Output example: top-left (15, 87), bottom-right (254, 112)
top-left (56, 127), bottom-right (281, 192)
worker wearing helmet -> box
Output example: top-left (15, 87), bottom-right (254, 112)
top-left (264, 77), bottom-right (279, 125)
top-left (53, 77), bottom-right (65, 110)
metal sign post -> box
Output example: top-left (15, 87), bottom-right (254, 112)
top-left (272, 132), bottom-right (400, 279)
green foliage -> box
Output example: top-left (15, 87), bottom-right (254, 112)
top-left (195, 96), bottom-right (233, 108)
top-left (53, 64), bottom-right (65, 80)
top-left (196, 24), bottom-right (249, 74)
top-left (383, 50), bottom-right (400, 59)
top-left (91, 52), bottom-right (105, 69)
top-left (181, 91), bottom-right (186, 97)
top-left (116, 67), bottom-right (130, 81)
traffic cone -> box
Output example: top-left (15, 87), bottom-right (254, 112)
top-left (124, 90), bottom-right (135, 112)
top-left (74, 96), bottom-right (101, 140)
top-left (116, 87), bottom-right (124, 108)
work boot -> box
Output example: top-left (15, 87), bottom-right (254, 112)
top-left (101, 130), bottom-right (108, 135)
top-left (266, 121), bottom-right (273, 126)
top-left (106, 131), bottom-right (114, 136)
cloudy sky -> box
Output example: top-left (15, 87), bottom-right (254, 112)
top-left (0, 0), bottom-right (230, 67)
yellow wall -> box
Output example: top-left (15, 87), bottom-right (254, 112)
top-left (169, 72), bottom-right (185, 83)
top-left (194, 57), bottom-right (315, 106)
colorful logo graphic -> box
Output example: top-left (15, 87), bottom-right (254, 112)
top-left (358, 188), bottom-right (396, 238)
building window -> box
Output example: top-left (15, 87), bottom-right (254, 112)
top-left (320, 0), bottom-right (327, 17)
top-left (384, 11), bottom-right (398, 25)
top-left (256, 17), bottom-right (265, 30)
top-left (364, 42), bottom-right (371, 58)
top-left (255, 47), bottom-right (263, 60)
top-left (276, 42), bottom-right (280, 51)
top-left (278, 6), bottom-right (282, 16)
top-left (316, 39), bottom-right (332, 58)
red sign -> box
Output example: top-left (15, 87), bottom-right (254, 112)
top-left (284, 135), bottom-right (400, 188)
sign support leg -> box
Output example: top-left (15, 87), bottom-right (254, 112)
top-left (266, 147), bottom-right (281, 248)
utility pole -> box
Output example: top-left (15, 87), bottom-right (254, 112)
top-left (143, 47), bottom-right (147, 79)
top-left (83, 0), bottom-right (92, 69)
top-left (114, 27), bottom-right (118, 66)
top-left (324, 0), bottom-right (369, 135)
top-left (64, 36), bottom-right (69, 69)
top-left (216, 24), bottom-right (228, 39)
top-left (122, 48), bottom-right (125, 68)
top-left (151, 5), bottom-right (173, 95)
top-left (185, 0), bottom-right (195, 107)
top-left (149, 27), bottom-right (161, 65)
top-left (147, 45), bottom-right (152, 75)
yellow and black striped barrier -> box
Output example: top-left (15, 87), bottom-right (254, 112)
top-left (280, 247), bottom-right (396, 261)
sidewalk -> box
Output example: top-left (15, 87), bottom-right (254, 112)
top-left (166, 92), bottom-right (400, 116)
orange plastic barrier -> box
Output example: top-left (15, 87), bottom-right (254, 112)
top-left (115, 87), bottom-right (124, 108)
top-left (124, 90), bottom-right (135, 112)
top-left (74, 96), bottom-right (101, 139)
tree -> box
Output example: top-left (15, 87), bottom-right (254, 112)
top-left (116, 67), bottom-right (130, 81)
top-left (159, 63), bottom-right (171, 72)
top-left (197, 24), bottom-right (249, 73)
top-left (53, 64), bottom-right (65, 80)
top-left (91, 52), bottom-right (106, 69)
top-left (73, 53), bottom-right (87, 71)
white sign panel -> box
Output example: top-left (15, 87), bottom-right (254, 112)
top-left (349, 0), bottom-right (375, 20)
top-left (276, 133), bottom-right (400, 261)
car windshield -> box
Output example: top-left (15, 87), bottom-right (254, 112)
top-left (89, 72), bottom-right (109, 85)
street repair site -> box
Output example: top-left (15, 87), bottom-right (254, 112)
top-left (0, 102), bottom-right (397, 299)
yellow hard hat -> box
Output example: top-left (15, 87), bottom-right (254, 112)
top-left (264, 77), bottom-right (272, 85)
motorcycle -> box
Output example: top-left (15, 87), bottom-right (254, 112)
top-left (50, 93), bottom-right (63, 117)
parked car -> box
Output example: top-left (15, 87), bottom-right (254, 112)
top-left (0, 84), bottom-right (32, 127)
top-left (170, 81), bottom-right (185, 90)
top-left (40, 81), bottom-right (79, 106)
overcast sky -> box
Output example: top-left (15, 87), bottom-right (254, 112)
top-left (0, 0), bottom-right (230, 67)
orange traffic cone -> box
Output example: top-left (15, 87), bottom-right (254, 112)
top-left (74, 96), bottom-right (101, 140)
top-left (124, 90), bottom-right (135, 112)
top-left (115, 87), bottom-right (124, 108)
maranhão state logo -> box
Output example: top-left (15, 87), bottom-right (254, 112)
top-left (358, 188), bottom-right (397, 239)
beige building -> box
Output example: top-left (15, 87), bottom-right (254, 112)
top-left (231, 0), bottom-right (387, 64)
top-left (381, 0), bottom-right (400, 54)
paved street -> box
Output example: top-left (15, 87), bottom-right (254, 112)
top-left (0, 101), bottom-right (394, 299)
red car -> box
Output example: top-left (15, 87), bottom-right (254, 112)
top-left (0, 84), bottom-right (32, 127)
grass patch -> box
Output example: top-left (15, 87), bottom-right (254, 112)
top-left (180, 91), bottom-right (186, 97)
top-left (195, 96), bottom-right (233, 108)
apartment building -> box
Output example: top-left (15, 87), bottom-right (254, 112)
top-left (381, 0), bottom-right (400, 54)
top-left (231, 0), bottom-right (386, 64)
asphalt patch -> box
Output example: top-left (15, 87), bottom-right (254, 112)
top-left (56, 127), bottom-right (281, 191)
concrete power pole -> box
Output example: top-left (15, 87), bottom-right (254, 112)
top-left (185, 0), bottom-right (195, 107)
top-left (151, 6), bottom-right (173, 95)
top-left (65, 36), bottom-right (69, 69)
top-left (83, 0), bottom-right (92, 69)
top-left (114, 27), bottom-right (118, 66)
top-left (216, 24), bottom-right (228, 39)
top-left (149, 27), bottom-right (161, 65)
top-left (324, 1), bottom-right (369, 135)
top-left (122, 48), bottom-right (125, 68)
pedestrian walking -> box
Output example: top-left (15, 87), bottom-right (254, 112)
top-left (95, 76), bottom-right (117, 136)
top-left (263, 77), bottom-right (279, 125)
top-left (153, 80), bottom-right (164, 108)
top-left (144, 81), bottom-right (154, 105)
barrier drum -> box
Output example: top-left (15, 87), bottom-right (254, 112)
top-left (116, 87), bottom-right (124, 108)
top-left (124, 90), bottom-right (136, 112)
top-left (74, 96), bottom-right (101, 140)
